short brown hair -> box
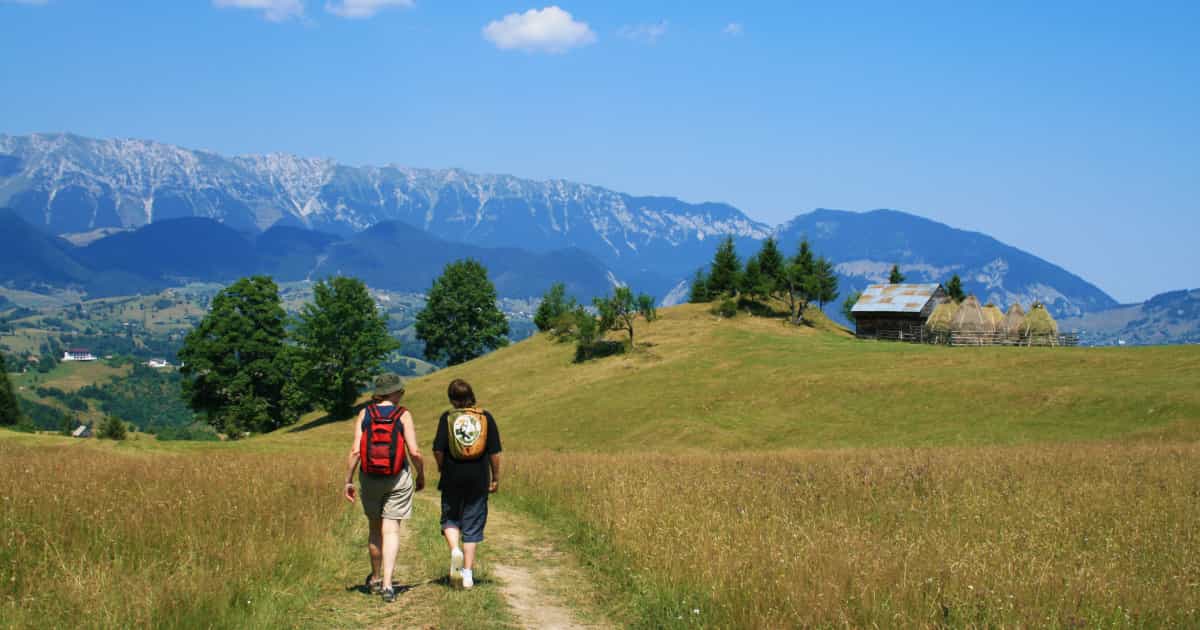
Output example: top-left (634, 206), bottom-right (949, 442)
top-left (447, 379), bottom-right (476, 408)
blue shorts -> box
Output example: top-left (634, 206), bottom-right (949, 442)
top-left (440, 490), bottom-right (489, 543)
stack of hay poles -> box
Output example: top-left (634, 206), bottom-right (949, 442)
top-left (925, 300), bottom-right (959, 339)
top-left (1021, 302), bottom-right (1059, 346)
top-left (1002, 303), bottom-right (1026, 341)
top-left (950, 295), bottom-right (993, 344)
top-left (982, 302), bottom-right (1005, 333)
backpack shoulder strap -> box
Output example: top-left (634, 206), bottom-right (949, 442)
top-left (387, 405), bottom-right (407, 421)
top-left (366, 404), bottom-right (382, 421)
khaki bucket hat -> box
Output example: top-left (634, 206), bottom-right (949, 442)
top-left (373, 373), bottom-right (405, 397)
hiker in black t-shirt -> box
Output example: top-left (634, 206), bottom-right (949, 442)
top-left (432, 378), bottom-right (501, 589)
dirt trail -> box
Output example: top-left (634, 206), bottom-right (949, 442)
top-left (413, 492), bottom-right (613, 630)
top-left (302, 494), bottom-right (612, 629)
top-left (483, 505), bottom-right (613, 630)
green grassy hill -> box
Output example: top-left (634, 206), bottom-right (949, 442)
top-left (291, 302), bottom-right (1200, 452)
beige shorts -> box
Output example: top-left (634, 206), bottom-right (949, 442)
top-left (359, 466), bottom-right (414, 520)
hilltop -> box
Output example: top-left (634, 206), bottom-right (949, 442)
top-left (289, 303), bottom-right (1200, 453)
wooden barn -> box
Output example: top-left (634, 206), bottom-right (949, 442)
top-left (851, 283), bottom-right (947, 340)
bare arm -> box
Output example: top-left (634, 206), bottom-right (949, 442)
top-left (344, 410), bottom-right (365, 502)
top-left (488, 453), bottom-right (502, 493)
top-left (400, 411), bottom-right (425, 491)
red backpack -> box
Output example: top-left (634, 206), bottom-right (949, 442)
top-left (359, 404), bottom-right (407, 476)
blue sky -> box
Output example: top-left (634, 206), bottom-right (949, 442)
top-left (1, 1), bottom-right (1197, 303)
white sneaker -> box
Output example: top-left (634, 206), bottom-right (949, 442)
top-left (450, 548), bottom-right (464, 586)
top-left (461, 568), bottom-right (474, 589)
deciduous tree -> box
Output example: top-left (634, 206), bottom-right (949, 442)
top-left (178, 276), bottom-right (289, 437)
top-left (292, 276), bottom-right (398, 420)
top-left (0, 352), bottom-right (24, 427)
top-left (534, 282), bottom-right (577, 332)
top-left (842, 290), bottom-right (862, 324)
top-left (415, 260), bottom-right (509, 366)
top-left (594, 286), bottom-right (657, 347)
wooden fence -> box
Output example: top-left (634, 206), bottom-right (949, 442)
top-left (858, 327), bottom-right (1080, 347)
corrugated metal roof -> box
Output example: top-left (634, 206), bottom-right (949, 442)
top-left (851, 283), bottom-right (942, 314)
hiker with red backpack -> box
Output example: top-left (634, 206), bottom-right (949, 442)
top-left (343, 373), bottom-right (425, 603)
top-left (433, 379), bottom-right (502, 589)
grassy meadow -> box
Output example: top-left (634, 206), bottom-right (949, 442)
top-left (3, 303), bottom-right (1199, 628)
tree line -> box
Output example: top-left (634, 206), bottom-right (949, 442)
top-left (688, 236), bottom-right (840, 322)
top-left (532, 283), bottom-right (658, 361)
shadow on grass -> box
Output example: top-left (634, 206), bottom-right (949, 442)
top-left (573, 340), bottom-right (627, 363)
top-left (345, 574), bottom-right (496, 596)
top-left (289, 402), bottom-right (370, 433)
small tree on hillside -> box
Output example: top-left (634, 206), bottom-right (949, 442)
top-left (945, 274), bottom-right (966, 303)
top-left (889, 264), bottom-right (906, 284)
top-left (688, 269), bottom-right (711, 303)
top-left (811, 256), bottom-right (840, 308)
top-left (782, 239), bottom-right (817, 321)
top-left (178, 276), bottom-right (289, 437)
top-left (594, 286), bottom-right (657, 347)
top-left (842, 290), bottom-right (862, 324)
top-left (706, 236), bottom-right (742, 297)
top-left (756, 237), bottom-right (785, 298)
top-left (292, 276), bottom-right (398, 420)
top-left (739, 255), bottom-right (770, 303)
top-left (416, 259), bottom-right (509, 366)
top-left (0, 352), bottom-right (25, 427)
top-left (99, 415), bottom-right (127, 441)
top-left (534, 282), bottom-right (577, 332)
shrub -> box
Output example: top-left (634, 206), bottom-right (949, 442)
top-left (99, 416), bottom-right (128, 441)
top-left (713, 298), bottom-right (738, 318)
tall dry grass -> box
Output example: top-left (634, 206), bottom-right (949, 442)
top-left (505, 444), bottom-right (1200, 628)
top-left (0, 440), bottom-right (349, 629)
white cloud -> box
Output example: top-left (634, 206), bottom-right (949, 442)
top-left (723, 22), bottom-right (744, 37)
top-left (325, 0), bottom-right (413, 19)
top-left (618, 20), bottom-right (668, 45)
top-left (483, 6), bottom-right (596, 54)
top-left (213, 0), bottom-right (305, 22)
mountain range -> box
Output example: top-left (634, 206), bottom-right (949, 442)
top-left (0, 131), bottom-right (1150, 323)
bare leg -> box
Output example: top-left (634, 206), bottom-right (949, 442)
top-left (381, 518), bottom-right (402, 589)
top-left (368, 517), bottom-right (383, 581)
top-left (443, 526), bottom-right (461, 552)
top-left (463, 542), bottom-right (478, 570)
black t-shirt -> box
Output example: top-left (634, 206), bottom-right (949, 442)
top-left (433, 409), bottom-right (501, 494)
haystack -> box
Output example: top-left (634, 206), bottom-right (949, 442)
top-left (925, 300), bottom-right (959, 335)
top-left (1021, 302), bottom-right (1059, 338)
top-left (982, 303), bottom-right (1005, 330)
top-left (950, 295), bottom-right (993, 333)
top-left (1001, 303), bottom-right (1026, 338)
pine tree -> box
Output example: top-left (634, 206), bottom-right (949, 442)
top-left (707, 236), bottom-right (742, 297)
top-left (783, 238), bottom-right (817, 320)
top-left (0, 352), bottom-right (25, 427)
top-left (415, 259), bottom-right (510, 366)
top-left (756, 237), bottom-right (785, 297)
top-left (812, 256), bottom-right (840, 308)
top-left (688, 269), bottom-right (711, 303)
top-left (739, 255), bottom-right (768, 302)
top-left (534, 282), bottom-right (576, 332)
top-left (945, 274), bottom-right (966, 303)
top-left (889, 264), bottom-right (906, 284)
top-left (178, 276), bottom-right (290, 437)
top-left (292, 276), bottom-right (398, 420)
top-left (594, 286), bottom-right (657, 347)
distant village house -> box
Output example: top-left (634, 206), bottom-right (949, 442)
top-left (62, 348), bottom-right (97, 362)
top-left (71, 424), bottom-right (92, 438)
top-left (145, 359), bottom-right (171, 369)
